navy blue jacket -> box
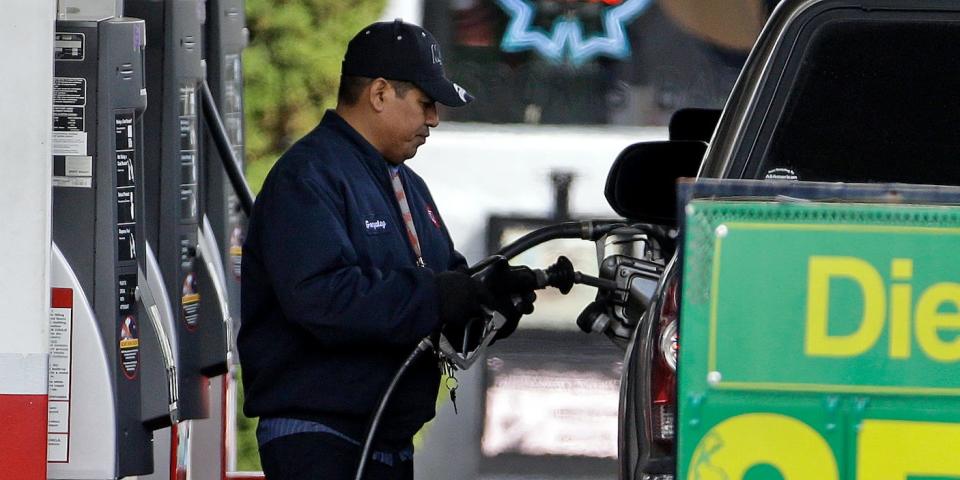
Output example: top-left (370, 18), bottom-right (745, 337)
top-left (239, 111), bottom-right (466, 443)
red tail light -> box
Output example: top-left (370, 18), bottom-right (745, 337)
top-left (651, 276), bottom-right (679, 442)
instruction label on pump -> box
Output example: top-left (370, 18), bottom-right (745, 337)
top-left (53, 77), bottom-right (91, 187)
top-left (116, 112), bottom-right (137, 262)
top-left (48, 288), bottom-right (73, 463)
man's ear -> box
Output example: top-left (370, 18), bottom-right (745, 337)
top-left (368, 78), bottom-right (391, 113)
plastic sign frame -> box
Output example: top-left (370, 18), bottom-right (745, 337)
top-left (675, 180), bottom-right (960, 480)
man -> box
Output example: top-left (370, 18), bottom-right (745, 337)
top-left (238, 20), bottom-right (534, 479)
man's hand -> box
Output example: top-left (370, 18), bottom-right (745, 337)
top-left (435, 271), bottom-right (492, 353)
top-left (435, 271), bottom-right (488, 326)
top-left (479, 259), bottom-right (539, 342)
top-left (435, 257), bottom-right (541, 351)
top-left (490, 290), bottom-right (536, 342)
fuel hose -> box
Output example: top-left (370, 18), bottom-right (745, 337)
top-left (199, 80), bottom-right (255, 216)
top-left (354, 339), bottom-right (434, 480)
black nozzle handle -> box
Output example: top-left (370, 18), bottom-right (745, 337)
top-left (200, 80), bottom-right (255, 216)
top-left (534, 256), bottom-right (619, 294)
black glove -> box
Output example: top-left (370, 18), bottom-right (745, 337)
top-left (479, 259), bottom-right (539, 342)
top-left (490, 290), bottom-right (536, 342)
top-left (482, 259), bottom-right (540, 297)
top-left (435, 271), bottom-right (491, 353)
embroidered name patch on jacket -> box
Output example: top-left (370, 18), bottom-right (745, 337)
top-left (364, 215), bottom-right (388, 235)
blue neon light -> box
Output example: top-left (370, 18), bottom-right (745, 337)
top-left (495, 0), bottom-right (652, 65)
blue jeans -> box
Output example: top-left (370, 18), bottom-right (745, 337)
top-left (259, 431), bottom-right (414, 480)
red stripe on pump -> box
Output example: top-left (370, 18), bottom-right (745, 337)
top-left (0, 394), bottom-right (48, 479)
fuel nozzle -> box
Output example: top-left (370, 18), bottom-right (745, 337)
top-left (535, 256), bottom-right (620, 294)
top-left (537, 256), bottom-right (575, 293)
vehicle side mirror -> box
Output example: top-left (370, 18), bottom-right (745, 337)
top-left (669, 108), bottom-right (721, 142)
top-left (604, 141), bottom-right (707, 226)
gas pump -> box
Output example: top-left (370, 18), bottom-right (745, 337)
top-left (187, 0), bottom-right (249, 475)
top-left (125, 0), bottom-right (230, 417)
top-left (123, 0), bottom-right (233, 477)
top-left (203, 0), bottom-right (246, 333)
top-left (49, 2), bottom-right (178, 477)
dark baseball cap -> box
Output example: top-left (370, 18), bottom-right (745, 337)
top-left (342, 19), bottom-right (474, 107)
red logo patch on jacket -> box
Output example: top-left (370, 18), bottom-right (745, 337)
top-left (426, 205), bottom-right (441, 228)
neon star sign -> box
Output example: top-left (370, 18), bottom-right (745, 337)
top-left (495, 0), bottom-right (652, 65)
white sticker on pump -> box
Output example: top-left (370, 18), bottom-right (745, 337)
top-left (51, 177), bottom-right (92, 188)
top-left (48, 434), bottom-right (68, 463)
top-left (48, 288), bottom-right (73, 463)
top-left (64, 156), bottom-right (92, 177)
top-left (52, 131), bottom-right (87, 156)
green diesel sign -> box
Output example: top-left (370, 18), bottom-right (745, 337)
top-left (677, 199), bottom-right (960, 480)
top-left (709, 222), bottom-right (960, 395)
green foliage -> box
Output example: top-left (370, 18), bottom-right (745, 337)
top-left (234, 371), bottom-right (262, 471)
top-left (243, 0), bottom-right (386, 191)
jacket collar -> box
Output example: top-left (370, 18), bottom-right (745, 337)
top-left (320, 109), bottom-right (417, 195)
top-left (320, 110), bottom-right (382, 160)
top-left (319, 109), bottom-right (403, 186)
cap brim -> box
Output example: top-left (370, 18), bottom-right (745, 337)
top-left (417, 77), bottom-right (474, 107)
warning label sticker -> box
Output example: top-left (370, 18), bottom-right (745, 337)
top-left (182, 272), bottom-right (200, 330)
top-left (53, 78), bottom-right (85, 106)
top-left (230, 226), bottom-right (244, 280)
top-left (119, 315), bottom-right (139, 379)
top-left (48, 287), bottom-right (73, 463)
top-left (118, 274), bottom-right (139, 379)
top-left (54, 33), bottom-right (85, 61)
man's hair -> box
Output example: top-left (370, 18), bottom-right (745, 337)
top-left (337, 76), bottom-right (415, 106)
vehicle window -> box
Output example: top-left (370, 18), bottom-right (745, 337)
top-left (749, 18), bottom-right (960, 185)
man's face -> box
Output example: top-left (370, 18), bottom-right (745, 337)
top-left (379, 84), bottom-right (439, 164)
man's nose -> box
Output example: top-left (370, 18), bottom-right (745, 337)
top-left (425, 103), bottom-right (439, 127)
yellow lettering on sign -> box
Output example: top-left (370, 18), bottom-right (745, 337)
top-left (857, 419), bottom-right (960, 479)
top-left (804, 256), bottom-right (960, 361)
top-left (687, 413), bottom-right (838, 480)
top-left (805, 256), bottom-right (885, 357)
top-left (915, 283), bottom-right (960, 362)
top-left (687, 415), bottom-right (960, 479)
top-left (889, 259), bottom-right (913, 358)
